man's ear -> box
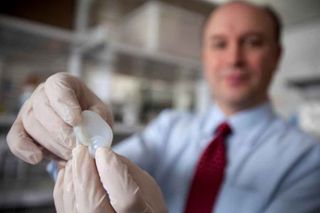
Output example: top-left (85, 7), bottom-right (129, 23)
top-left (276, 44), bottom-right (283, 64)
top-left (272, 44), bottom-right (283, 72)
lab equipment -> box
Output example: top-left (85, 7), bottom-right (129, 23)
top-left (74, 110), bottom-right (113, 157)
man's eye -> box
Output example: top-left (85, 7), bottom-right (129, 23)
top-left (243, 37), bottom-right (263, 47)
top-left (210, 41), bottom-right (226, 49)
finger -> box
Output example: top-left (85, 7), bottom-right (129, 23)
top-left (32, 84), bottom-right (75, 148)
top-left (89, 102), bottom-right (113, 127)
top-left (53, 168), bottom-right (65, 213)
top-left (72, 145), bottom-right (115, 213)
top-left (63, 161), bottom-right (76, 212)
top-left (21, 107), bottom-right (71, 160)
top-left (118, 155), bottom-right (167, 212)
top-left (95, 148), bottom-right (150, 212)
top-left (85, 92), bottom-right (113, 127)
top-left (44, 72), bottom-right (82, 126)
top-left (6, 100), bottom-right (43, 164)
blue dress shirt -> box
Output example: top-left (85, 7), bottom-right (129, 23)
top-left (114, 102), bottom-right (320, 213)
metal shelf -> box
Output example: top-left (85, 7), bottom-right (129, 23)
top-left (287, 76), bottom-right (320, 89)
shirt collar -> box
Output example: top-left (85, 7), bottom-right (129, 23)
top-left (202, 101), bottom-right (275, 137)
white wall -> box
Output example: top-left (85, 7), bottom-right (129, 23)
top-left (271, 20), bottom-right (320, 118)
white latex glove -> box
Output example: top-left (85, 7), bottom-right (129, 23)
top-left (54, 145), bottom-right (167, 213)
top-left (53, 145), bottom-right (115, 213)
top-left (95, 147), bottom-right (168, 213)
top-left (6, 72), bottom-right (112, 164)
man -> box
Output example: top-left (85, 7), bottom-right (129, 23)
top-left (6, 1), bottom-right (320, 212)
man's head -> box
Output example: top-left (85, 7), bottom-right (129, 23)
top-left (202, 1), bottom-right (282, 115)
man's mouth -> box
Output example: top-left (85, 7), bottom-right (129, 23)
top-left (222, 68), bottom-right (249, 87)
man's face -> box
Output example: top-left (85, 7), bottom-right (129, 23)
top-left (202, 3), bottom-right (282, 112)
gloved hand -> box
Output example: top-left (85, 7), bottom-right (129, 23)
top-left (6, 72), bottom-right (112, 164)
top-left (95, 147), bottom-right (168, 213)
top-left (53, 145), bottom-right (115, 213)
top-left (54, 145), bottom-right (167, 213)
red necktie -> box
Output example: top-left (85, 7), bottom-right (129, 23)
top-left (184, 122), bottom-right (232, 213)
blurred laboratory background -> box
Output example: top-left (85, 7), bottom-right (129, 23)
top-left (0, 0), bottom-right (320, 212)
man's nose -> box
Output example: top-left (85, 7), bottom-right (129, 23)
top-left (226, 44), bottom-right (244, 67)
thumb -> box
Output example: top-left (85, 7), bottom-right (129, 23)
top-left (72, 145), bottom-right (115, 213)
top-left (95, 148), bottom-right (151, 213)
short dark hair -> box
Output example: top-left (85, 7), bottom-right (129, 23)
top-left (201, 1), bottom-right (283, 44)
top-left (262, 5), bottom-right (282, 43)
